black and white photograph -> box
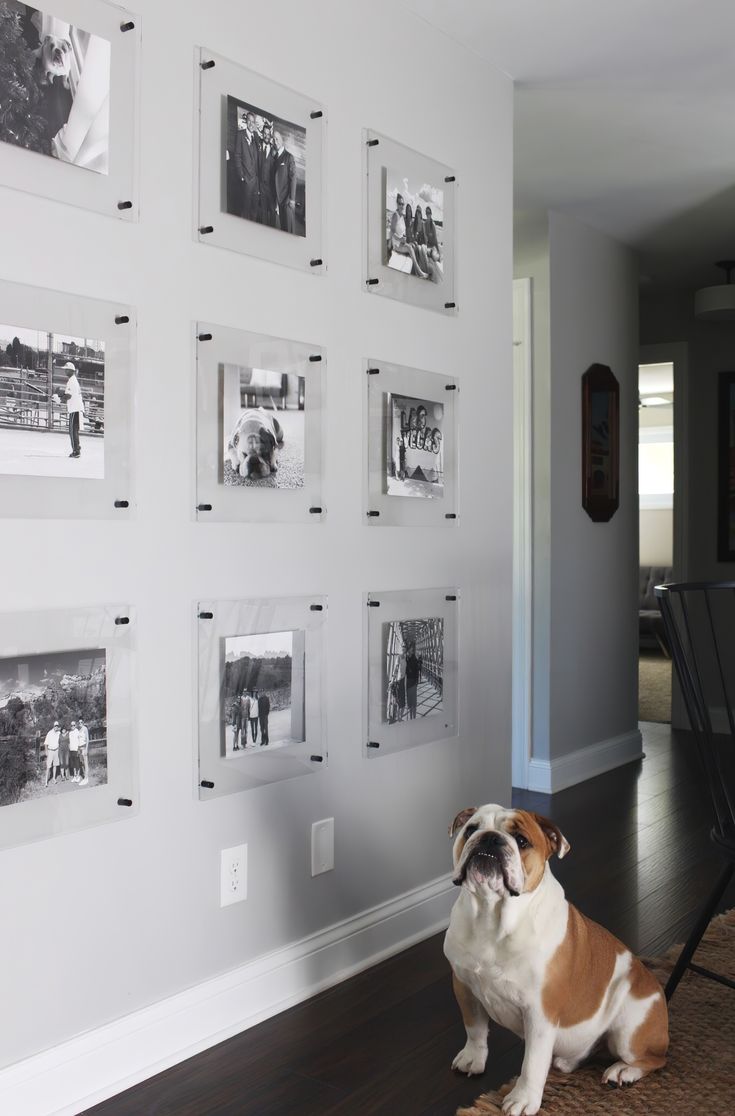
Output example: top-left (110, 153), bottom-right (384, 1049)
top-left (0, 323), bottom-right (105, 479)
top-left (0, 646), bottom-right (107, 806)
top-left (385, 169), bottom-right (444, 282)
top-left (386, 392), bottom-right (444, 498)
top-left (0, 3), bottom-right (111, 173)
top-left (223, 630), bottom-right (305, 755)
top-left (221, 363), bottom-right (305, 488)
top-left (384, 617), bottom-right (444, 723)
top-left (224, 95), bottom-right (306, 237)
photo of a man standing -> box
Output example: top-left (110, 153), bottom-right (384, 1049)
top-left (61, 361), bottom-right (84, 459)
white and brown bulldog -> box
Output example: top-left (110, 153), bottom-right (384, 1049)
top-left (227, 407), bottom-right (284, 479)
top-left (444, 805), bottom-right (668, 1116)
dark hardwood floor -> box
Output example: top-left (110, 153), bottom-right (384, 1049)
top-left (86, 723), bottom-right (733, 1116)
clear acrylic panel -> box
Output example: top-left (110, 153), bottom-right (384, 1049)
top-left (0, 278), bottom-right (134, 519)
top-left (365, 359), bottom-right (458, 526)
top-left (0, 603), bottom-right (136, 850)
top-left (364, 129), bottom-right (456, 314)
top-left (365, 587), bottom-right (459, 758)
top-left (197, 597), bottom-right (327, 798)
top-left (0, 0), bottom-right (140, 220)
top-left (195, 323), bottom-right (324, 523)
top-left (196, 48), bottom-right (325, 273)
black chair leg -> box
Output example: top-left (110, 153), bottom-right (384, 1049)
top-left (665, 861), bottom-right (735, 1002)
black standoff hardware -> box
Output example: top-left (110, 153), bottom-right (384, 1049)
top-left (201, 59), bottom-right (215, 70)
top-left (197, 504), bottom-right (212, 512)
top-left (367, 600), bottom-right (380, 608)
top-left (115, 617), bottom-right (130, 625)
top-left (117, 798), bottom-right (133, 806)
top-left (309, 354), bottom-right (322, 362)
top-left (114, 500), bottom-right (129, 508)
top-left (367, 510), bottom-right (380, 518)
top-left (310, 604), bottom-right (324, 611)
top-left (310, 110), bottom-right (323, 119)
top-left (114, 315), bottom-right (129, 325)
top-left (445, 513), bottom-right (457, 520)
top-left (367, 741), bottom-right (380, 749)
top-left (366, 367), bottom-right (380, 375)
top-left (366, 278), bottom-right (379, 286)
top-left (367, 138), bottom-right (379, 147)
top-left (309, 506), bottom-right (323, 514)
top-left (310, 258), bottom-right (323, 267)
top-left (445, 384), bottom-right (457, 391)
top-left (445, 594), bottom-right (457, 601)
top-left (444, 175), bottom-right (456, 183)
top-left (120, 21), bottom-right (135, 32)
top-left (200, 780), bottom-right (215, 789)
top-left (444, 302), bottom-right (456, 309)
top-left (198, 611), bottom-right (214, 620)
top-left (199, 225), bottom-right (214, 234)
top-left (310, 755), bottom-right (324, 762)
top-left (117, 200), bottom-right (133, 210)
top-left (198, 332), bottom-right (213, 342)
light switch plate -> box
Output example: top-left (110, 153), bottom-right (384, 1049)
top-left (311, 818), bottom-right (334, 876)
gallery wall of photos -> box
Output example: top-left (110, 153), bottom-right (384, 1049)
top-left (0, 0), bottom-right (466, 844)
top-left (0, 0), bottom-right (514, 1076)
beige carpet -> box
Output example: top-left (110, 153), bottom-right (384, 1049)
top-left (458, 909), bottom-right (735, 1116)
top-left (639, 652), bottom-right (672, 724)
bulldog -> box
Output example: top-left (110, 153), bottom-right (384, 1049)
top-left (444, 805), bottom-right (668, 1116)
top-left (226, 407), bottom-right (283, 479)
top-left (35, 35), bottom-right (73, 87)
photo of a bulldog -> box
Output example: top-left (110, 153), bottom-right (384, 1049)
top-left (226, 407), bottom-right (284, 480)
top-left (35, 31), bottom-right (72, 87)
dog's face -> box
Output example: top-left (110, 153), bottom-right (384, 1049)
top-left (227, 409), bottom-right (280, 479)
top-left (449, 804), bottom-right (570, 899)
top-left (38, 36), bottom-right (72, 84)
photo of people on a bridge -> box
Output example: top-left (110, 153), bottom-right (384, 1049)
top-left (223, 630), bottom-right (306, 756)
top-left (0, 323), bottom-right (105, 479)
top-left (385, 617), bottom-right (444, 724)
top-left (0, 647), bottom-right (107, 807)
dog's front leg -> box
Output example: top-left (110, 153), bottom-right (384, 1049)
top-left (502, 1012), bottom-right (555, 1116)
top-left (451, 974), bottom-right (489, 1075)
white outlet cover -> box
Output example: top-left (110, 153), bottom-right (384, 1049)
top-left (220, 843), bottom-right (247, 907)
top-left (311, 818), bottom-right (334, 876)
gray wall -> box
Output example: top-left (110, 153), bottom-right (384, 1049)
top-left (641, 288), bottom-right (735, 580)
top-left (0, 0), bottom-right (513, 1070)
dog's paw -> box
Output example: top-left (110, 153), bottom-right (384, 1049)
top-left (501, 1082), bottom-right (543, 1115)
top-left (602, 1060), bottom-right (643, 1087)
top-left (451, 1043), bottom-right (487, 1076)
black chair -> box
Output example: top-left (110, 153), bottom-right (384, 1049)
top-left (655, 580), bottom-right (735, 1000)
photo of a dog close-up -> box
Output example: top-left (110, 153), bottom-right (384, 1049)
top-left (220, 362), bottom-right (305, 489)
top-left (445, 804), bottom-right (669, 1116)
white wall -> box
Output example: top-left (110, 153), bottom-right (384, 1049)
top-left (0, 0), bottom-right (513, 1082)
top-left (640, 508), bottom-right (673, 566)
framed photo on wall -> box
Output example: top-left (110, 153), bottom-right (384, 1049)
top-left (365, 587), bottom-right (459, 758)
top-left (0, 603), bottom-right (136, 850)
top-left (195, 48), bottom-right (325, 273)
top-left (364, 359), bottom-right (458, 526)
top-left (364, 129), bottom-right (456, 314)
top-left (717, 370), bottom-right (735, 561)
top-left (0, 278), bottom-right (134, 518)
top-left (0, 0), bottom-right (140, 218)
top-left (197, 596), bottom-right (327, 799)
top-left (195, 323), bottom-right (324, 523)
top-left (581, 363), bottom-right (619, 522)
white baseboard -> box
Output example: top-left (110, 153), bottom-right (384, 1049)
top-left (527, 729), bottom-right (643, 794)
top-left (0, 874), bottom-right (455, 1116)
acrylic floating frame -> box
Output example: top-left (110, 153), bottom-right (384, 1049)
top-left (0, 0), bottom-right (140, 220)
top-left (195, 48), bottom-right (325, 273)
top-left (195, 323), bottom-right (324, 523)
top-left (365, 588), bottom-right (459, 758)
top-left (0, 278), bottom-right (134, 519)
top-left (0, 603), bottom-right (136, 851)
top-left (197, 596), bottom-right (327, 799)
top-left (365, 359), bottom-right (458, 526)
top-left (364, 129), bottom-right (456, 314)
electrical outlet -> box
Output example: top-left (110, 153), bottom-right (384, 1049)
top-left (311, 818), bottom-right (334, 876)
top-left (220, 843), bottom-right (247, 907)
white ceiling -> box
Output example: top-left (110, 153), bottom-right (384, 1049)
top-left (404, 0), bottom-right (735, 290)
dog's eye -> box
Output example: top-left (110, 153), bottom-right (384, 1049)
top-left (464, 823), bottom-right (479, 836)
top-left (514, 833), bottom-right (530, 849)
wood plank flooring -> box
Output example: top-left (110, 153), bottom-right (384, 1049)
top-left (85, 723), bottom-right (734, 1115)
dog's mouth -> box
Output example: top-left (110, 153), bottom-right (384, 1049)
top-left (455, 846), bottom-right (520, 897)
top-left (52, 48), bottom-right (64, 64)
top-left (242, 454), bottom-right (271, 478)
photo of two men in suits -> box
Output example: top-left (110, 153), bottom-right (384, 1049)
top-left (225, 96), bottom-right (306, 238)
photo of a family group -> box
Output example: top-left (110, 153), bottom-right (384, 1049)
top-left (223, 630), bottom-right (305, 756)
top-left (0, 2), bottom-right (111, 173)
top-left (224, 95), bottom-right (306, 237)
top-left (0, 322), bottom-right (105, 479)
top-left (221, 363), bottom-right (305, 488)
top-left (386, 392), bottom-right (444, 499)
top-left (384, 617), bottom-right (444, 723)
top-left (0, 647), bottom-right (107, 807)
top-left (385, 170), bottom-right (444, 282)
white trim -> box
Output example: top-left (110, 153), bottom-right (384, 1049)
top-left (0, 874), bottom-right (455, 1116)
top-left (526, 730), bottom-right (643, 794)
top-left (512, 277), bottom-right (534, 788)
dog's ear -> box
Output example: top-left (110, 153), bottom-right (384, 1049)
top-left (448, 807), bottom-right (477, 838)
top-left (532, 813), bottom-right (570, 859)
top-left (260, 430), bottom-right (276, 459)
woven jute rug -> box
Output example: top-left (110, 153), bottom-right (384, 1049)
top-left (458, 908), bottom-right (735, 1115)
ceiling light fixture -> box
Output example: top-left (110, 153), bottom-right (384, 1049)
top-left (694, 260), bottom-right (735, 321)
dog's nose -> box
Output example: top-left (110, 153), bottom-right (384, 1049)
top-left (485, 832), bottom-right (505, 846)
